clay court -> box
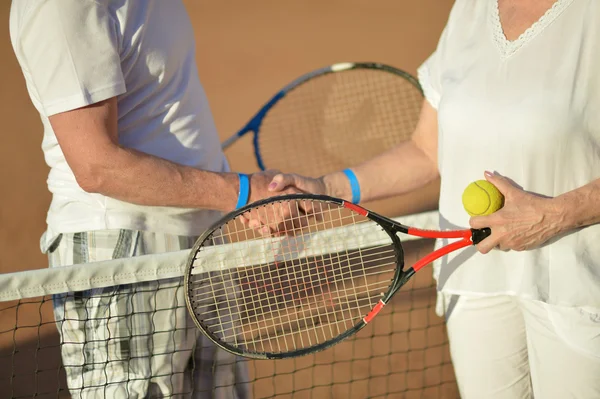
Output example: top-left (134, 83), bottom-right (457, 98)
top-left (0, 1), bottom-right (457, 397)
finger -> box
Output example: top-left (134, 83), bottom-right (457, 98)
top-left (246, 208), bottom-right (267, 230)
top-left (259, 225), bottom-right (273, 237)
top-left (279, 200), bottom-right (313, 235)
top-left (299, 200), bottom-right (323, 223)
top-left (248, 218), bottom-right (261, 229)
top-left (497, 243), bottom-right (512, 252)
top-left (254, 201), bottom-right (290, 235)
top-left (281, 188), bottom-right (321, 222)
top-left (476, 235), bottom-right (500, 254)
top-left (292, 205), bottom-right (311, 230)
top-left (484, 171), bottom-right (514, 197)
top-left (268, 174), bottom-right (296, 192)
top-left (276, 216), bottom-right (298, 235)
top-left (279, 201), bottom-right (306, 233)
top-left (255, 206), bottom-right (276, 235)
top-left (469, 215), bottom-right (492, 229)
top-left (297, 198), bottom-right (314, 217)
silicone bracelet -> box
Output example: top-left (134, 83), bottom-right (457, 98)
top-left (235, 173), bottom-right (250, 209)
top-left (342, 169), bottom-right (361, 204)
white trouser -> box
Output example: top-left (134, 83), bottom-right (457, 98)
top-left (443, 294), bottom-right (600, 399)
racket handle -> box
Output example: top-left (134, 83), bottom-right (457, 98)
top-left (471, 228), bottom-right (491, 244)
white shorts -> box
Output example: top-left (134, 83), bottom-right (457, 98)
top-left (442, 294), bottom-right (600, 399)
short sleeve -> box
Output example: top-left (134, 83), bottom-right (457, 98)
top-left (416, 1), bottom-right (464, 110)
top-left (15, 0), bottom-right (126, 116)
top-left (417, 50), bottom-right (443, 110)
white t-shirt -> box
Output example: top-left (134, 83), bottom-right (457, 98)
top-left (9, 0), bottom-right (228, 249)
top-left (417, 0), bottom-right (600, 310)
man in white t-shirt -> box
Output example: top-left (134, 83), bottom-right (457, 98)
top-left (9, 1), bottom-right (295, 397)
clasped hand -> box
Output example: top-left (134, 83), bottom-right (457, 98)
top-left (240, 171), bottom-right (325, 236)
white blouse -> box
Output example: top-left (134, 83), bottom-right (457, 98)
top-left (417, 0), bottom-right (600, 312)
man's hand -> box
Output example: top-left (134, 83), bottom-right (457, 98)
top-left (239, 170), bottom-right (318, 235)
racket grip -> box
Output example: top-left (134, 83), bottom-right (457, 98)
top-left (471, 228), bottom-right (491, 244)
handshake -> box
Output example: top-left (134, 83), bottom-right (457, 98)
top-left (233, 170), bottom-right (349, 236)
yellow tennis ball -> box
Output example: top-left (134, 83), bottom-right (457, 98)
top-left (462, 180), bottom-right (504, 216)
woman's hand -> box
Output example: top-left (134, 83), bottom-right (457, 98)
top-left (267, 173), bottom-right (328, 196)
top-left (469, 172), bottom-right (568, 254)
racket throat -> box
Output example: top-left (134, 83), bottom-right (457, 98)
top-left (363, 267), bottom-right (416, 324)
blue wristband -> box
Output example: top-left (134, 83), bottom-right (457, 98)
top-left (235, 173), bottom-right (250, 209)
top-left (343, 168), bottom-right (361, 204)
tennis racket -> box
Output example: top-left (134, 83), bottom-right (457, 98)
top-left (184, 194), bottom-right (490, 360)
top-left (221, 62), bottom-right (423, 177)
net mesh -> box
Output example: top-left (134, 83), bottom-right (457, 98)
top-left (0, 211), bottom-right (458, 398)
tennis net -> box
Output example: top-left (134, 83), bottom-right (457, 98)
top-left (0, 210), bottom-right (458, 398)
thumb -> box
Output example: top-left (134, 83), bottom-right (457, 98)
top-left (268, 173), bottom-right (295, 192)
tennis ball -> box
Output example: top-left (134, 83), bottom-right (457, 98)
top-left (462, 180), bottom-right (504, 216)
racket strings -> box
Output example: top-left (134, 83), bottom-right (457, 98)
top-left (188, 199), bottom-right (398, 355)
top-left (257, 68), bottom-right (422, 176)
top-left (190, 249), bottom-right (396, 303)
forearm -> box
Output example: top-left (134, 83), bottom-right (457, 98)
top-left (84, 146), bottom-right (240, 212)
top-left (323, 100), bottom-right (439, 203)
top-left (323, 139), bottom-right (439, 203)
top-left (555, 178), bottom-right (600, 231)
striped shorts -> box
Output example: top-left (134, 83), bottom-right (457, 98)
top-left (46, 229), bottom-right (250, 399)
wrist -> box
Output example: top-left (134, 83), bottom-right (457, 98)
top-left (323, 171), bottom-right (358, 202)
top-left (218, 172), bottom-right (242, 212)
top-left (235, 173), bottom-right (250, 209)
top-left (217, 172), bottom-right (250, 212)
top-left (552, 193), bottom-right (581, 232)
top-left (547, 194), bottom-right (578, 236)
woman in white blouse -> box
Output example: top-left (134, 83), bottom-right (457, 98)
top-left (264, 0), bottom-right (600, 397)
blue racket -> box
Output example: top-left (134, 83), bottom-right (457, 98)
top-left (221, 62), bottom-right (423, 177)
